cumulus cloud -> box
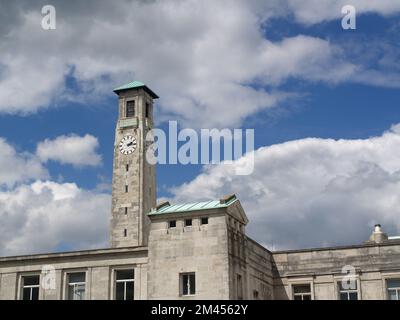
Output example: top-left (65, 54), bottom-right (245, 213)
top-left (0, 138), bottom-right (48, 188)
top-left (0, 0), bottom-right (399, 127)
top-left (36, 134), bottom-right (102, 167)
top-left (0, 134), bottom-right (108, 256)
top-left (0, 180), bottom-right (110, 256)
top-left (170, 124), bottom-right (400, 250)
top-left (283, 0), bottom-right (400, 25)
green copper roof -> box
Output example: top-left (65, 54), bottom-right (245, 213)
top-left (113, 80), bottom-right (159, 98)
top-left (148, 195), bottom-right (238, 216)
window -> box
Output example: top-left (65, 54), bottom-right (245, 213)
top-left (145, 102), bottom-right (150, 118)
top-left (126, 164), bottom-right (129, 172)
top-left (124, 207), bottom-right (128, 215)
top-left (124, 229), bottom-right (127, 237)
top-left (201, 217), bottom-right (208, 225)
top-left (292, 284), bottom-right (312, 300)
top-left (21, 275), bottom-right (40, 300)
top-left (338, 281), bottom-right (358, 300)
top-left (169, 220), bottom-right (176, 228)
top-left (180, 273), bottom-right (195, 296)
top-left (237, 274), bottom-right (243, 299)
top-left (185, 219), bottom-right (192, 227)
top-left (387, 279), bottom-right (400, 300)
top-left (67, 272), bottom-right (86, 300)
top-left (115, 270), bottom-right (135, 300)
top-left (125, 185), bottom-right (128, 193)
top-left (253, 290), bottom-right (259, 300)
top-left (126, 101), bottom-right (135, 118)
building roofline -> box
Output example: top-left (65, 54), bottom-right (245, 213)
top-left (148, 196), bottom-right (238, 216)
top-left (271, 239), bottom-right (400, 255)
top-left (246, 236), bottom-right (272, 254)
top-left (113, 80), bottom-right (159, 99)
top-left (0, 246), bottom-right (148, 263)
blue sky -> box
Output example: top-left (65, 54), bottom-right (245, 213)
top-left (1, 1), bottom-right (400, 255)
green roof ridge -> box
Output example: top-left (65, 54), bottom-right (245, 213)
top-left (113, 80), bottom-right (145, 92)
top-left (113, 80), bottom-right (159, 98)
top-left (148, 196), bottom-right (238, 216)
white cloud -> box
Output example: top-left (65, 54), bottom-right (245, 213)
top-left (0, 1), bottom-right (399, 127)
top-left (0, 180), bottom-right (110, 256)
top-left (170, 124), bottom-right (400, 250)
top-left (0, 136), bottom-right (108, 256)
top-left (0, 138), bottom-right (48, 188)
top-left (36, 134), bottom-right (102, 167)
top-left (284, 0), bottom-right (400, 25)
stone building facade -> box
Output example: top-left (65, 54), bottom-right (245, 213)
top-left (0, 82), bottom-right (399, 300)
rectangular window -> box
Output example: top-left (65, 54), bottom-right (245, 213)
top-left (124, 207), bottom-right (128, 215)
top-left (253, 290), bottom-right (259, 300)
top-left (185, 219), bottom-right (192, 227)
top-left (126, 164), bottom-right (129, 172)
top-left (169, 220), bottom-right (176, 228)
top-left (338, 281), bottom-right (358, 300)
top-left (237, 274), bottom-right (243, 300)
top-left (145, 102), bottom-right (150, 118)
top-left (180, 273), bottom-right (195, 296)
top-left (67, 272), bottom-right (86, 300)
top-left (387, 279), bottom-right (400, 300)
top-left (126, 101), bottom-right (135, 118)
top-left (292, 284), bottom-right (312, 300)
top-left (115, 270), bottom-right (135, 300)
top-left (124, 229), bottom-right (127, 237)
top-left (21, 275), bottom-right (40, 300)
top-left (125, 185), bottom-right (128, 193)
top-left (201, 217), bottom-right (208, 225)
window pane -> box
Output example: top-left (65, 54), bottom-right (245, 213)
top-left (387, 279), bottom-right (400, 288)
top-left (388, 289), bottom-right (399, 300)
top-left (340, 292), bottom-right (349, 300)
top-left (31, 287), bottom-right (39, 300)
top-left (23, 275), bottom-right (40, 286)
top-left (185, 219), bottom-right (192, 226)
top-left (73, 284), bottom-right (85, 300)
top-left (349, 292), bottom-right (358, 300)
top-left (237, 274), bottom-right (243, 299)
top-left (253, 291), bottom-right (259, 299)
top-left (302, 294), bottom-right (311, 300)
top-left (22, 288), bottom-right (31, 300)
top-left (293, 284), bottom-right (311, 294)
top-left (116, 282), bottom-right (125, 300)
top-left (116, 270), bottom-right (134, 280)
top-left (126, 282), bottom-right (134, 300)
top-left (201, 217), bottom-right (208, 225)
top-left (182, 274), bottom-right (188, 295)
top-left (169, 220), bottom-right (176, 228)
top-left (126, 101), bottom-right (135, 118)
top-left (293, 295), bottom-right (302, 300)
top-left (339, 281), bottom-right (357, 291)
top-left (69, 272), bottom-right (85, 283)
top-left (189, 274), bottom-right (196, 295)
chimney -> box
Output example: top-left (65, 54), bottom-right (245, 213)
top-left (368, 224), bottom-right (388, 244)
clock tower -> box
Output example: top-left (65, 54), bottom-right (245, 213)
top-left (110, 81), bottom-right (158, 247)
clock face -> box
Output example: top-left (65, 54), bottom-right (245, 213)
top-left (119, 135), bottom-right (137, 155)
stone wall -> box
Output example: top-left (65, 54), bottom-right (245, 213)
top-left (272, 241), bottom-right (400, 300)
top-left (0, 247), bottom-right (148, 300)
top-left (147, 211), bottom-right (231, 299)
